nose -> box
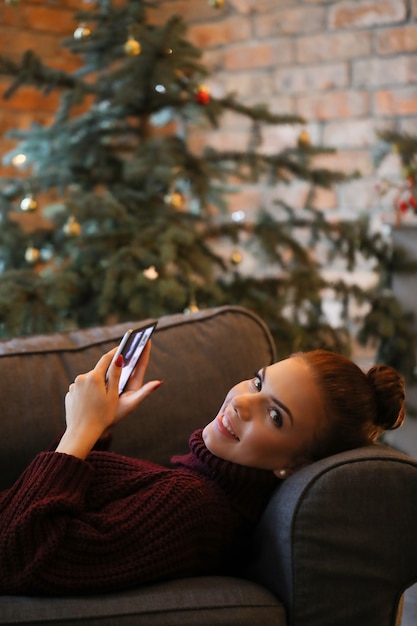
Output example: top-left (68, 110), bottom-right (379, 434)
top-left (231, 393), bottom-right (254, 422)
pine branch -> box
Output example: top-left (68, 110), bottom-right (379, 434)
top-left (218, 95), bottom-right (304, 126)
top-left (0, 50), bottom-right (95, 100)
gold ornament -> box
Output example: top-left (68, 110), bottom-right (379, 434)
top-left (124, 35), bottom-right (142, 56)
top-left (73, 23), bottom-right (91, 40)
top-left (298, 129), bottom-right (311, 147)
top-left (231, 250), bottom-right (242, 265)
top-left (184, 300), bottom-right (199, 314)
top-left (20, 194), bottom-right (38, 212)
top-left (25, 246), bottom-right (41, 264)
top-left (165, 191), bottom-right (185, 210)
top-left (209, 0), bottom-right (225, 7)
top-left (63, 216), bottom-right (82, 237)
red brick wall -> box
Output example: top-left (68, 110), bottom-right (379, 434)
top-left (150, 0), bottom-right (417, 223)
top-left (0, 0), bottom-right (84, 176)
top-left (1, 0), bottom-right (417, 222)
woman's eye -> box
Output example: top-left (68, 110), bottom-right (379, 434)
top-left (253, 374), bottom-right (262, 391)
top-left (269, 408), bottom-right (283, 428)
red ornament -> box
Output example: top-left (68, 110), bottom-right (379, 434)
top-left (398, 200), bottom-right (409, 213)
top-left (409, 195), bottom-right (417, 209)
top-left (195, 85), bottom-right (211, 105)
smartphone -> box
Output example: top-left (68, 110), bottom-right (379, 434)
top-left (107, 321), bottom-right (158, 395)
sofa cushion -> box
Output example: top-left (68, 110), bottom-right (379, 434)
top-left (0, 576), bottom-right (286, 626)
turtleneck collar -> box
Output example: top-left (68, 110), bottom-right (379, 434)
top-left (171, 429), bottom-right (279, 523)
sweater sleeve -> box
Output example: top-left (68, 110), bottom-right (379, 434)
top-left (0, 452), bottom-right (238, 595)
top-left (0, 451), bottom-right (94, 594)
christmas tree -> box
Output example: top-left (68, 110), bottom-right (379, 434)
top-left (362, 129), bottom-right (417, 394)
top-left (0, 0), bottom-right (395, 361)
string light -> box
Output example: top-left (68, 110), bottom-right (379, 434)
top-left (73, 23), bottom-right (91, 40)
top-left (20, 193), bottom-right (38, 212)
top-left (11, 153), bottom-right (27, 168)
top-left (143, 266), bottom-right (159, 280)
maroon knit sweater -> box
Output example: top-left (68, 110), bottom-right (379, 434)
top-left (0, 429), bottom-right (278, 596)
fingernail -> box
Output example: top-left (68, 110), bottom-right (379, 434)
top-left (115, 354), bottom-right (124, 367)
top-left (155, 380), bottom-right (163, 388)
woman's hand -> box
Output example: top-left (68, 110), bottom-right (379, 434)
top-left (56, 341), bottom-right (161, 460)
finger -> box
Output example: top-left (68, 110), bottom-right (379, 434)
top-left (68, 372), bottom-right (83, 392)
top-left (139, 378), bottom-right (162, 398)
top-left (122, 379), bottom-right (162, 408)
top-left (106, 351), bottom-right (124, 394)
top-left (94, 347), bottom-right (119, 389)
top-left (94, 347), bottom-right (119, 374)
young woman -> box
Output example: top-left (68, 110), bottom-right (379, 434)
top-left (0, 341), bottom-right (405, 596)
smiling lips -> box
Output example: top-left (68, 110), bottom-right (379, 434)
top-left (218, 412), bottom-right (240, 441)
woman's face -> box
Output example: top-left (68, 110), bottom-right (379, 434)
top-left (202, 356), bottom-right (324, 477)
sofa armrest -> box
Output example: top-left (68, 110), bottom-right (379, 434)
top-left (249, 444), bottom-right (417, 626)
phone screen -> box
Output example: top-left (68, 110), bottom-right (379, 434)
top-left (113, 322), bottom-right (157, 394)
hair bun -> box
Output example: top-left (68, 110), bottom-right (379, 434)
top-left (366, 365), bottom-right (405, 431)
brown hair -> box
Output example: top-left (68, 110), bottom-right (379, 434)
top-left (295, 349), bottom-right (405, 462)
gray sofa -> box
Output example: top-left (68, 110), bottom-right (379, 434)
top-left (0, 304), bottom-right (417, 626)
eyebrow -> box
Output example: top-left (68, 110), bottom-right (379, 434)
top-left (260, 367), bottom-right (294, 427)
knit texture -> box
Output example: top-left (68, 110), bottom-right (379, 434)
top-left (0, 430), bottom-right (278, 596)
